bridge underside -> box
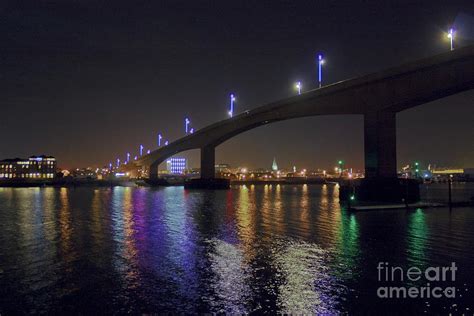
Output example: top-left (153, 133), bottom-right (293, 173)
top-left (140, 46), bottom-right (474, 201)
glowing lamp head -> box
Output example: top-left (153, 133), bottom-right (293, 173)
top-left (447, 28), bottom-right (454, 39)
top-left (228, 110), bottom-right (233, 116)
top-left (185, 118), bottom-right (190, 124)
top-left (230, 94), bottom-right (236, 102)
top-left (338, 160), bottom-right (343, 165)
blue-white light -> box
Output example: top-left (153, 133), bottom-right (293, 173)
top-left (318, 54), bottom-right (324, 88)
top-left (158, 133), bottom-right (162, 147)
top-left (126, 152), bottom-right (130, 163)
top-left (229, 93), bottom-right (236, 117)
top-left (295, 81), bottom-right (302, 95)
top-left (147, 149), bottom-right (151, 154)
top-left (109, 162), bottom-right (112, 170)
top-left (140, 144), bottom-right (144, 156)
top-left (116, 158), bottom-right (120, 168)
top-left (165, 140), bottom-right (169, 146)
top-left (190, 128), bottom-right (194, 134)
top-left (185, 117), bottom-right (190, 134)
top-left (447, 28), bottom-right (455, 51)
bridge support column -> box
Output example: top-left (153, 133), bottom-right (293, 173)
top-left (364, 111), bottom-right (397, 178)
top-left (345, 111), bottom-right (419, 203)
top-left (200, 145), bottom-right (216, 179)
top-left (184, 145), bottom-right (229, 189)
top-left (148, 162), bottom-right (159, 180)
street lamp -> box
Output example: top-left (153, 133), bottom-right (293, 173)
top-left (185, 117), bottom-right (190, 134)
top-left (447, 28), bottom-right (455, 51)
top-left (140, 144), bottom-right (144, 156)
top-left (164, 140), bottom-right (169, 146)
top-left (295, 81), bottom-right (302, 95)
top-left (228, 93), bottom-right (236, 117)
top-left (127, 152), bottom-right (130, 163)
top-left (190, 128), bottom-right (194, 134)
top-left (158, 133), bottom-right (162, 147)
top-left (318, 54), bottom-right (325, 88)
top-left (116, 158), bottom-right (120, 168)
top-left (147, 149), bottom-right (151, 154)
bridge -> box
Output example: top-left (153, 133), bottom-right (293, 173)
top-left (135, 45), bottom-right (474, 199)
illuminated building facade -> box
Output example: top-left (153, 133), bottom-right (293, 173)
top-left (166, 157), bottom-right (187, 174)
top-left (0, 156), bottom-right (57, 180)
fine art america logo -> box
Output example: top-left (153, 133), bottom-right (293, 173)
top-left (377, 262), bottom-right (457, 299)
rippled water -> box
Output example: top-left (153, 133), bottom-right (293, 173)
top-left (0, 184), bottom-right (473, 314)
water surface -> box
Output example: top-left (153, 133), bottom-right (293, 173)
top-left (0, 184), bottom-right (473, 314)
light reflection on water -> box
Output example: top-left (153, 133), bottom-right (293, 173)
top-left (0, 184), bottom-right (473, 314)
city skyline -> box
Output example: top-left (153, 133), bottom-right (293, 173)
top-left (1, 0), bottom-right (474, 169)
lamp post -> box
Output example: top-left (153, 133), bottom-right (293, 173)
top-left (295, 81), bottom-right (302, 95)
top-left (158, 133), bottom-right (162, 147)
top-left (140, 145), bottom-right (144, 156)
top-left (116, 158), bottom-right (120, 168)
top-left (228, 93), bottom-right (235, 117)
top-left (447, 28), bottom-right (455, 51)
top-left (318, 54), bottom-right (324, 88)
top-left (127, 152), bottom-right (130, 163)
top-left (185, 117), bottom-right (190, 134)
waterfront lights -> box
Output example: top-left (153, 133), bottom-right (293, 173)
top-left (140, 144), bottom-right (144, 156)
top-left (165, 140), bottom-right (169, 146)
top-left (447, 28), bottom-right (455, 51)
top-left (109, 162), bottom-right (112, 170)
top-left (116, 158), bottom-right (120, 168)
top-left (127, 152), bottom-right (130, 163)
top-left (190, 128), bottom-right (194, 134)
top-left (147, 149), bottom-right (151, 154)
top-left (185, 117), bottom-right (190, 134)
top-left (295, 81), bottom-right (302, 95)
top-left (228, 93), bottom-right (236, 117)
top-left (158, 133), bottom-right (162, 147)
top-left (318, 54), bottom-right (325, 88)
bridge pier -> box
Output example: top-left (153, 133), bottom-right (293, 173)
top-left (200, 145), bottom-right (216, 179)
top-left (364, 111), bottom-right (397, 178)
top-left (184, 145), bottom-right (229, 189)
top-left (347, 111), bottom-right (419, 203)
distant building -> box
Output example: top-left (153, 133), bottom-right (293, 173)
top-left (215, 164), bottom-right (231, 173)
top-left (272, 158), bottom-right (278, 171)
top-left (166, 157), bottom-right (187, 174)
top-left (0, 156), bottom-right (56, 180)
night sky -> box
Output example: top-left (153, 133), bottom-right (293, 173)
top-left (2, 0), bottom-right (474, 171)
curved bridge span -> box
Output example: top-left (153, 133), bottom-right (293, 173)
top-left (136, 46), bottom-right (474, 180)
